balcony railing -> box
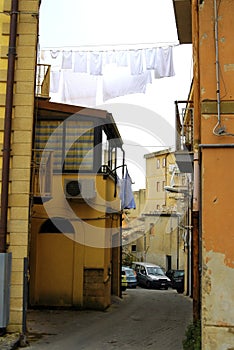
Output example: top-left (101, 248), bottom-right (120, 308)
top-left (35, 64), bottom-right (51, 98)
top-left (32, 149), bottom-right (53, 202)
top-left (175, 100), bottom-right (193, 151)
top-left (175, 100), bottom-right (194, 173)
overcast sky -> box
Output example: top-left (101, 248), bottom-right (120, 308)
top-left (39, 0), bottom-right (179, 48)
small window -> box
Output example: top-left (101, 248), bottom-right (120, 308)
top-left (162, 157), bottom-right (166, 167)
top-left (156, 181), bottom-right (160, 192)
top-left (131, 244), bottom-right (137, 252)
top-left (156, 159), bottom-right (160, 169)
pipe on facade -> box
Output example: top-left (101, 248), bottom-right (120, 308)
top-left (213, 0), bottom-right (222, 132)
top-left (0, 0), bottom-right (18, 253)
top-left (191, 0), bottom-right (201, 322)
top-left (199, 143), bottom-right (234, 148)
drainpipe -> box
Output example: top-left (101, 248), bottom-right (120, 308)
top-left (0, 0), bottom-right (18, 253)
top-left (192, 0), bottom-right (201, 322)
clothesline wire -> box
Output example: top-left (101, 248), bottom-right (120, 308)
top-left (39, 42), bottom-right (180, 52)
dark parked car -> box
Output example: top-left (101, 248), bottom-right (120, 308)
top-left (132, 262), bottom-right (171, 290)
top-left (166, 269), bottom-right (185, 293)
top-left (122, 266), bottom-right (138, 288)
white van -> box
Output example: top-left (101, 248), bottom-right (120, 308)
top-left (132, 262), bottom-right (171, 290)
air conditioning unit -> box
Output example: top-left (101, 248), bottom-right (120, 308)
top-left (64, 178), bottom-right (96, 199)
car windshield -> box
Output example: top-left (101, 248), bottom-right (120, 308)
top-left (174, 271), bottom-right (184, 277)
top-left (125, 269), bottom-right (135, 277)
top-left (147, 267), bottom-right (165, 276)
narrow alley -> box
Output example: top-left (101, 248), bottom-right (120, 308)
top-left (23, 288), bottom-right (192, 350)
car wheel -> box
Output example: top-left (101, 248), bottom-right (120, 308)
top-left (146, 281), bottom-right (151, 289)
top-left (176, 288), bottom-right (183, 294)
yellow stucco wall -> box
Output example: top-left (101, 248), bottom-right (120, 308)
top-left (198, 1), bottom-right (234, 348)
top-left (0, 0), bottom-right (40, 332)
top-left (29, 173), bottom-right (121, 310)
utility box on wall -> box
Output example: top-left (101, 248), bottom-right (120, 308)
top-left (0, 253), bottom-right (12, 328)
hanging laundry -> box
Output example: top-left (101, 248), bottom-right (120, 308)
top-left (73, 51), bottom-right (88, 73)
top-left (154, 46), bottom-right (175, 78)
top-left (41, 50), bottom-right (62, 69)
top-left (102, 65), bottom-right (152, 102)
top-left (145, 47), bottom-right (157, 70)
top-left (90, 52), bottom-right (103, 75)
top-left (119, 169), bottom-right (136, 210)
top-left (116, 50), bottom-right (128, 67)
top-left (105, 51), bottom-right (116, 65)
top-left (61, 50), bottom-right (73, 69)
top-left (130, 49), bottom-right (143, 75)
top-left (50, 70), bottom-right (61, 93)
top-left (50, 50), bottom-right (60, 59)
top-left (61, 70), bottom-right (98, 106)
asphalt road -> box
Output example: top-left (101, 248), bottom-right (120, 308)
top-left (24, 288), bottom-right (193, 350)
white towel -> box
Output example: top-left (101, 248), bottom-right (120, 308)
top-left (102, 65), bottom-right (152, 102)
top-left (61, 71), bottom-right (98, 106)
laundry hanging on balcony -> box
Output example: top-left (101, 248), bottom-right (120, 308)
top-left (40, 45), bottom-right (175, 106)
top-left (118, 169), bottom-right (136, 210)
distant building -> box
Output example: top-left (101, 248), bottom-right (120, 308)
top-left (122, 149), bottom-right (190, 292)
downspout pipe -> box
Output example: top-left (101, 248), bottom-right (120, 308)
top-left (191, 0), bottom-right (201, 322)
top-left (213, 0), bottom-right (221, 130)
top-left (0, 0), bottom-right (18, 253)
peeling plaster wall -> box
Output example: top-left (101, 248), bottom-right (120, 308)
top-left (199, 0), bottom-right (234, 348)
top-left (202, 253), bottom-right (234, 349)
top-left (201, 146), bottom-right (234, 348)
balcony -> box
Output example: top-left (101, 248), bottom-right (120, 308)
top-left (32, 149), bottom-right (53, 203)
top-left (35, 64), bottom-right (51, 99)
top-left (175, 100), bottom-right (194, 173)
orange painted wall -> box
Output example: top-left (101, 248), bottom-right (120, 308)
top-left (198, 1), bottom-right (234, 348)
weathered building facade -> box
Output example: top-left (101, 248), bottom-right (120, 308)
top-left (29, 99), bottom-right (124, 311)
top-left (143, 150), bottom-right (187, 276)
top-left (0, 0), bottom-right (40, 332)
top-left (196, 1), bottom-right (234, 347)
top-left (174, 0), bottom-right (234, 348)
top-left (0, 0), bottom-right (124, 333)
